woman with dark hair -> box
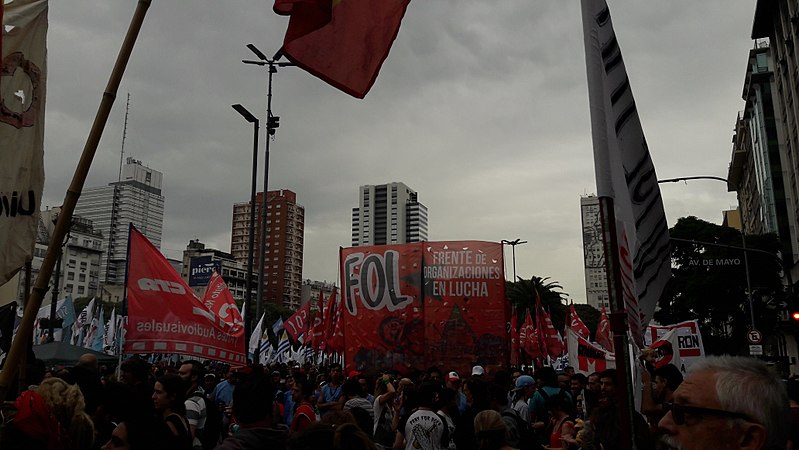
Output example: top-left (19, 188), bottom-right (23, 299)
top-left (473, 410), bottom-right (516, 450)
top-left (545, 393), bottom-right (574, 450)
top-left (152, 373), bottom-right (192, 450)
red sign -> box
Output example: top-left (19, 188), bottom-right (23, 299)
top-left (125, 228), bottom-right (246, 365)
top-left (340, 241), bottom-right (508, 375)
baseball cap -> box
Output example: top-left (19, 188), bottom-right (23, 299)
top-left (514, 375), bottom-right (535, 390)
top-left (446, 371), bottom-right (460, 382)
top-left (472, 365), bottom-right (485, 376)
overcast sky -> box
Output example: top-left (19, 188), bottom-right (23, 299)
top-left (41, 0), bottom-right (755, 303)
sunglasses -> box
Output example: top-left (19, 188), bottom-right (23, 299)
top-left (662, 402), bottom-right (755, 425)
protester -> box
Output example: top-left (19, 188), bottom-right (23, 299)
top-left (437, 388), bottom-right (459, 450)
top-left (291, 374), bottom-right (319, 433)
top-left (179, 360), bottom-right (208, 450)
top-left (153, 373), bottom-right (193, 450)
top-left (373, 372), bottom-right (398, 450)
top-left (511, 375), bottom-right (535, 422)
top-left (569, 373), bottom-right (596, 421)
top-left (397, 382), bottom-right (448, 450)
top-left (446, 371), bottom-right (468, 414)
top-left (215, 372), bottom-right (289, 450)
top-left (588, 369), bottom-right (653, 450)
top-left (473, 409), bottom-right (516, 450)
top-left (658, 356), bottom-right (789, 450)
top-left (287, 421), bottom-right (377, 450)
top-left (640, 363), bottom-right (682, 432)
top-left (344, 377), bottom-right (375, 421)
top-left (586, 372), bottom-right (601, 396)
top-left (318, 363), bottom-right (345, 417)
top-left (2, 377), bottom-right (95, 450)
top-left (454, 377), bottom-right (490, 450)
top-left (545, 393), bottom-right (575, 450)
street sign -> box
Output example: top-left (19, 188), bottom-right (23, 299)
top-left (749, 344), bottom-right (763, 356)
top-left (746, 329), bottom-right (763, 345)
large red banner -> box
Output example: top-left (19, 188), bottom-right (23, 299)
top-left (125, 228), bottom-right (246, 365)
top-left (340, 241), bottom-right (508, 375)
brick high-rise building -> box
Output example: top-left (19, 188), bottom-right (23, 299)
top-left (231, 189), bottom-right (304, 309)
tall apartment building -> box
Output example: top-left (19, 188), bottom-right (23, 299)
top-left (16, 208), bottom-right (104, 303)
top-left (74, 157), bottom-right (164, 289)
top-left (351, 182), bottom-right (428, 246)
top-left (580, 195), bottom-right (609, 310)
top-left (300, 279), bottom-right (337, 309)
top-left (231, 189), bottom-right (304, 309)
top-left (728, 41), bottom-right (793, 261)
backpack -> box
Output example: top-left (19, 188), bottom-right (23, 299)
top-left (502, 408), bottom-right (542, 450)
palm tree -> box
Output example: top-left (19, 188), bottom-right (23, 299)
top-left (507, 276), bottom-right (569, 330)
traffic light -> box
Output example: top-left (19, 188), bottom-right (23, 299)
top-left (267, 116), bottom-right (280, 135)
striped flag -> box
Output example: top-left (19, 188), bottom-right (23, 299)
top-left (581, 0), bottom-right (671, 345)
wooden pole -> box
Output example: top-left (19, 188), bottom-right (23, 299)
top-left (598, 196), bottom-right (636, 450)
top-left (0, 0), bottom-right (152, 401)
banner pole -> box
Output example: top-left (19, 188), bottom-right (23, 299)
top-left (0, 0), bottom-right (152, 401)
top-left (598, 195), bottom-right (635, 450)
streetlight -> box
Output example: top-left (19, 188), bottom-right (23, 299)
top-left (242, 44), bottom-right (294, 361)
top-left (658, 175), bottom-right (757, 331)
top-left (500, 239), bottom-right (527, 281)
top-left (231, 103), bottom-right (259, 347)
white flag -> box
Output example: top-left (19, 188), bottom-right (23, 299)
top-left (581, 0), bottom-right (671, 346)
top-left (0, 0), bottom-right (48, 286)
top-left (248, 313), bottom-right (265, 355)
top-left (104, 308), bottom-right (116, 354)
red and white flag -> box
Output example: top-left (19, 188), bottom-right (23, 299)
top-left (569, 304), bottom-right (591, 340)
top-left (273, 0), bottom-right (410, 98)
top-left (581, 0), bottom-right (671, 346)
top-left (595, 306), bottom-right (614, 353)
top-left (567, 327), bottom-right (615, 375)
top-left (0, 0), bottom-right (47, 286)
top-left (125, 227), bottom-right (246, 365)
top-left (284, 300), bottom-right (311, 343)
top-left (201, 271), bottom-right (244, 334)
top-left (522, 310), bottom-right (542, 360)
top-left (310, 290), bottom-right (325, 351)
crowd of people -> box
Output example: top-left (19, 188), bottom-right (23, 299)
top-left (0, 353), bottom-right (793, 450)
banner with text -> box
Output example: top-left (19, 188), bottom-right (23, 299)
top-left (126, 228), bottom-right (246, 365)
top-left (644, 319), bottom-right (704, 372)
top-left (340, 241), bottom-right (507, 375)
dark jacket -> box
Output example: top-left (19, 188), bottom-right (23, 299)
top-left (214, 425), bottom-right (289, 450)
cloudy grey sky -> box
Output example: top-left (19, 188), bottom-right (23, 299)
top-left (41, 0), bottom-right (753, 303)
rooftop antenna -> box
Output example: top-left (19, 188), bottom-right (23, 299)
top-left (118, 93), bottom-right (130, 182)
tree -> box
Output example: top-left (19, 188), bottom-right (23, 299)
top-left (507, 276), bottom-right (569, 330)
top-left (572, 303), bottom-right (601, 340)
top-left (654, 216), bottom-right (784, 355)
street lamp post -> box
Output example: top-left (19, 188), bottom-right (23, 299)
top-left (242, 44), bottom-right (294, 361)
top-left (658, 175), bottom-right (757, 330)
top-left (231, 104), bottom-right (259, 349)
top-left (501, 239), bottom-right (527, 281)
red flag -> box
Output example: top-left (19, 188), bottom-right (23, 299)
top-left (569, 304), bottom-right (591, 340)
top-left (273, 0), bottom-right (410, 98)
top-left (284, 301), bottom-right (311, 342)
top-left (522, 310), bottom-right (542, 359)
top-left (201, 271), bottom-right (244, 334)
top-left (125, 227), bottom-right (246, 365)
top-left (596, 306), bottom-right (614, 353)
top-left (321, 290), bottom-right (337, 351)
top-left (327, 294), bottom-right (344, 353)
top-left (510, 307), bottom-right (519, 366)
top-left (310, 290), bottom-right (325, 350)
top-left (535, 294), bottom-right (563, 359)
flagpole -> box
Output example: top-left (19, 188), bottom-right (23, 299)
top-left (0, 0), bottom-right (152, 401)
top-left (598, 196), bottom-right (635, 450)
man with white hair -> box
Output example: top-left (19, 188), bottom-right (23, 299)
top-left (658, 355), bottom-right (789, 450)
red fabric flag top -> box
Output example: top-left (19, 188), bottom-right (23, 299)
top-left (522, 310), bottom-right (541, 359)
top-left (125, 228), bottom-right (246, 365)
top-left (510, 307), bottom-right (519, 366)
top-left (569, 305), bottom-right (591, 340)
top-left (535, 294), bottom-right (563, 359)
top-left (321, 290), bottom-right (337, 351)
top-left (273, 0), bottom-right (410, 98)
top-left (284, 301), bottom-right (311, 342)
top-left (310, 290), bottom-right (325, 351)
top-left (201, 271), bottom-right (244, 334)
top-left (595, 306), bottom-right (614, 353)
